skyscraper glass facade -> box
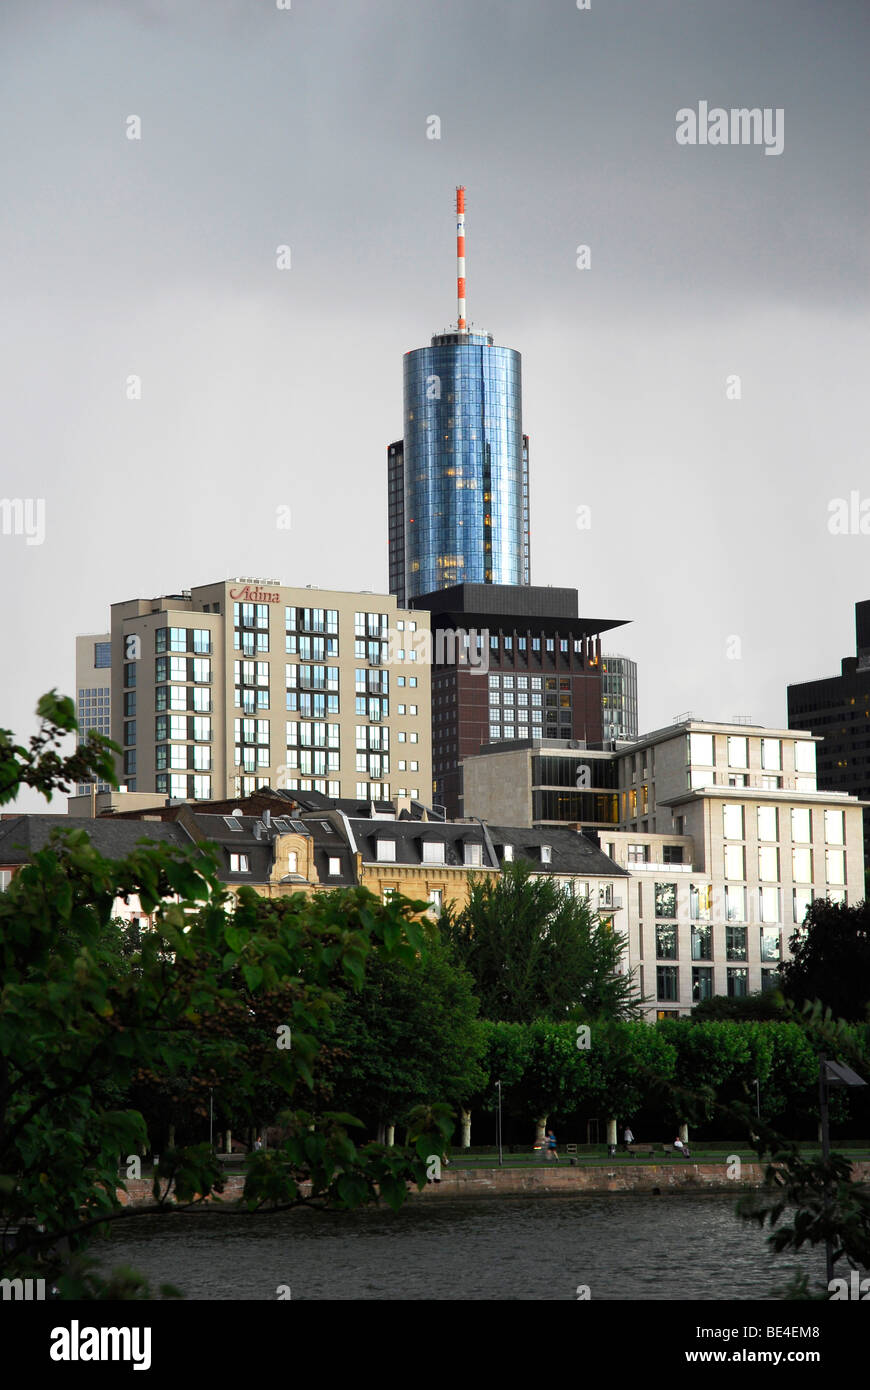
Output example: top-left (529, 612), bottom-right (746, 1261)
top-left (399, 330), bottom-right (526, 601)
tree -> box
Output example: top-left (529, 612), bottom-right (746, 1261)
top-left (318, 923), bottom-right (486, 1141)
top-left (441, 859), bottom-right (642, 1023)
top-left (779, 899), bottom-right (870, 1022)
top-left (0, 695), bottom-right (451, 1298)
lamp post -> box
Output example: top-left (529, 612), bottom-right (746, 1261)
top-left (818, 1054), bottom-right (867, 1287)
top-left (495, 1081), bottom-right (503, 1168)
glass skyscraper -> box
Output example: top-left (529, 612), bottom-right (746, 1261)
top-left (388, 329), bottom-right (530, 605)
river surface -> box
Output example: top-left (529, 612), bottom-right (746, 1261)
top-left (96, 1194), bottom-right (827, 1300)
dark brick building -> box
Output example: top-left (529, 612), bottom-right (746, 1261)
top-left (410, 583), bottom-right (627, 818)
top-left (787, 598), bottom-right (870, 866)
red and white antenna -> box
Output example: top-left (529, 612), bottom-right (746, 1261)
top-left (456, 185), bottom-right (466, 330)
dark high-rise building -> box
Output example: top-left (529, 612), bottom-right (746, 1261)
top-left (411, 582), bottom-right (627, 818)
top-left (388, 188), bottom-right (530, 606)
top-left (787, 598), bottom-right (870, 862)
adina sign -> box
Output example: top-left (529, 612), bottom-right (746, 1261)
top-left (229, 585), bottom-right (281, 603)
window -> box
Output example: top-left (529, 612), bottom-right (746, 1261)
top-left (760, 928), bottom-right (780, 962)
top-left (791, 808), bottom-right (811, 843)
top-left (464, 842), bottom-right (483, 867)
top-left (759, 886), bottom-right (780, 923)
top-left (692, 967), bottom-right (713, 1003)
top-left (541, 845), bottom-right (552, 864)
top-left (758, 846), bottom-right (779, 882)
top-left (627, 843), bottom-right (648, 864)
top-left (423, 841), bottom-right (445, 864)
top-left (792, 847), bottom-right (812, 883)
top-left (689, 732), bottom-right (714, 765)
top-left (428, 889), bottom-right (443, 915)
top-left (825, 849), bottom-right (845, 885)
top-left (690, 884), bottom-right (712, 921)
top-left (793, 886), bottom-right (813, 924)
top-left (328, 857), bottom-right (341, 876)
top-left (655, 883), bottom-right (677, 918)
top-left (725, 885), bottom-right (746, 922)
top-left (726, 926), bottom-right (747, 960)
top-left (376, 839), bottom-right (396, 862)
top-left (761, 738), bottom-right (781, 770)
top-left (727, 969), bottom-right (748, 998)
top-left (727, 736), bottom-right (748, 769)
top-left (757, 806), bottom-right (778, 842)
top-left (94, 641), bottom-right (111, 668)
top-left (662, 844), bottom-right (683, 864)
top-left (656, 923), bottom-right (677, 959)
top-left (794, 741), bottom-right (815, 774)
top-left (691, 924), bottom-right (712, 960)
top-left (761, 968), bottom-right (779, 993)
top-left (229, 853), bottom-right (250, 873)
top-left (656, 966), bottom-right (678, 1002)
top-left (824, 810), bottom-right (844, 845)
top-left (723, 804), bottom-right (744, 840)
top-left (724, 845), bottom-right (745, 880)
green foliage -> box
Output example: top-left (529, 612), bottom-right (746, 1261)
top-left (691, 991), bottom-right (785, 1022)
top-left (779, 899), bottom-right (870, 1022)
top-left (0, 693), bottom-right (455, 1296)
top-left (441, 859), bottom-right (642, 1023)
top-left (318, 918), bottom-right (487, 1131)
top-left (0, 690), bottom-right (118, 805)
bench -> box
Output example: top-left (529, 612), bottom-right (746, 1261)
top-left (626, 1143), bottom-right (670, 1158)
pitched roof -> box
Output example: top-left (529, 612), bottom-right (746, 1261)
top-left (487, 825), bottom-right (629, 877)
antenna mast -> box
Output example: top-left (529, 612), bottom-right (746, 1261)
top-left (456, 185), bottom-right (466, 330)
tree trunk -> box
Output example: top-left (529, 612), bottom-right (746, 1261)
top-left (460, 1108), bottom-right (472, 1148)
top-left (386, 1125), bottom-right (395, 1147)
top-left (225, 1129), bottom-right (232, 1154)
top-left (679, 1122), bottom-right (689, 1144)
top-left (606, 1117), bottom-right (617, 1153)
top-left (168, 1123), bottom-right (176, 1149)
top-left (376, 1121), bottom-right (386, 1145)
top-left (535, 1117), bottom-right (547, 1146)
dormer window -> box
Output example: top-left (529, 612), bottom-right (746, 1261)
top-left (328, 856), bottom-right (340, 876)
top-left (464, 842), bottom-right (483, 867)
top-left (503, 844), bottom-right (514, 862)
top-left (423, 840), bottom-right (446, 865)
top-left (230, 853), bottom-right (250, 873)
top-left (376, 839), bottom-right (396, 862)
top-left (541, 845), bottom-right (552, 864)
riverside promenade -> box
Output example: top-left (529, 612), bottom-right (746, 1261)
top-left (114, 1157), bottom-right (870, 1206)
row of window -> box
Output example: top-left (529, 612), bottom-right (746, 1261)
top-left (650, 923), bottom-right (781, 962)
top-left (688, 732), bottom-right (815, 774)
top-left (374, 839), bottom-right (484, 866)
top-left (652, 965), bottom-right (778, 1004)
top-left (156, 627), bottom-right (212, 655)
top-left (723, 804), bottom-right (844, 844)
top-left (652, 881), bottom-right (845, 922)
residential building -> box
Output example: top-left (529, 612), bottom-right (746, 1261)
top-left (88, 579), bottom-right (431, 805)
top-left (787, 598), bottom-right (870, 865)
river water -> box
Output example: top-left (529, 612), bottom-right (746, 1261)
top-left (96, 1194), bottom-right (825, 1300)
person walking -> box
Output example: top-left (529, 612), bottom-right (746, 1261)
top-left (623, 1126), bottom-right (635, 1151)
top-left (545, 1130), bottom-right (559, 1163)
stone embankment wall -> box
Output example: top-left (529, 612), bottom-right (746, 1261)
top-left (115, 1160), bottom-right (870, 1207)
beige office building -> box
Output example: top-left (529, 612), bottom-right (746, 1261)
top-left (102, 579), bottom-right (432, 804)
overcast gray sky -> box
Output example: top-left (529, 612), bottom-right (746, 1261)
top-left (2, 0), bottom-right (869, 808)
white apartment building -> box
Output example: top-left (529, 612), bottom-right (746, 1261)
top-left (604, 721), bottom-right (866, 1016)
